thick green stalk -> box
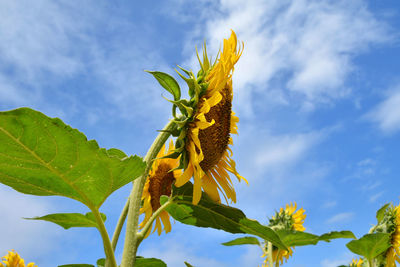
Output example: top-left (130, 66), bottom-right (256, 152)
top-left (121, 120), bottom-right (177, 267)
top-left (92, 207), bottom-right (117, 267)
top-left (267, 242), bottom-right (274, 267)
top-left (369, 259), bottom-right (375, 267)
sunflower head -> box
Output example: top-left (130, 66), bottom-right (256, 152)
top-left (372, 203), bottom-right (400, 267)
top-left (262, 247), bottom-right (293, 267)
top-left (350, 258), bottom-right (364, 267)
top-left (139, 140), bottom-right (180, 236)
top-left (269, 202), bottom-right (306, 232)
top-left (171, 30), bottom-right (246, 205)
top-left (1, 250), bottom-right (37, 267)
top-left (263, 202), bottom-right (306, 266)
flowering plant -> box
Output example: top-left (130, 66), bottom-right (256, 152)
top-left (0, 31), bottom-right (396, 267)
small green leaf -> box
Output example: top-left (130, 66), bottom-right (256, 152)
top-left (58, 265), bottom-right (94, 267)
top-left (0, 108), bottom-right (146, 208)
top-left (184, 262), bottom-right (194, 267)
top-left (222, 236), bottom-right (261, 246)
top-left (25, 212), bottom-right (106, 229)
top-left (376, 203), bottom-right (390, 223)
top-left (276, 230), bottom-right (319, 247)
top-left (346, 233), bottom-right (391, 260)
top-left (96, 258), bottom-right (105, 267)
top-left (319, 231), bottom-right (356, 242)
top-left (135, 256), bottom-right (167, 267)
top-left (146, 71), bottom-right (181, 101)
top-left (162, 183), bottom-right (287, 250)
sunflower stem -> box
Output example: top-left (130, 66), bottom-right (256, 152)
top-left (121, 119), bottom-right (177, 267)
top-left (267, 242), bottom-right (274, 267)
top-left (137, 197), bottom-right (173, 242)
top-left (91, 207), bottom-right (117, 267)
top-left (105, 198), bottom-right (129, 267)
top-left (111, 197), bottom-right (130, 251)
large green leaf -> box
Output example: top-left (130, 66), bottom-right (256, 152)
top-left (135, 257), bottom-right (167, 267)
top-left (25, 212), bottom-right (106, 229)
top-left (346, 233), bottom-right (391, 259)
top-left (0, 108), bottom-right (146, 208)
top-left (222, 236), bottom-right (261, 246)
top-left (146, 71), bottom-right (181, 101)
top-left (161, 183), bottom-right (287, 250)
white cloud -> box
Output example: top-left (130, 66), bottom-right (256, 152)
top-left (253, 132), bottom-right (321, 171)
top-left (0, 0), bottom-right (171, 123)
top-left (322, 201), bottom-right (337, 209)
top-left (179, 0), bottom-right (391, 115)
top-left (0, 1), bottom-right (87, 81)
top-left (326, 212), bottom-right (354, 224)
top-left (366, 88), bottom-right (400, 134)
top-left (0, 185), bottom-right (58, 260)
top-left (369, 191), bottom-right (384, 203)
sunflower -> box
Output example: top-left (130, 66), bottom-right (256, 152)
top-left (350, 258), bottom-right (364, 267)
top-left (174, 30), bottom-right (247, 205)
top-left (139, 140), bottom-right (180, 237)
top-left (1, 250), bottom-right (36, 267)
top-left (385, 203), bottom-right (400, 267)
top-left (263, 202), bottom-right (306, 266)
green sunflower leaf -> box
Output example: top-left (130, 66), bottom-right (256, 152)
top-left (184, 262), bottom-right (194, 267)
top-left (276, 230), bottom-right (319, 247)
top-left (222, 236), bottom-right (261, 246)
top-left (0, 108), bottom-right (146, 209)
top-left (376, 203), bottom-right (390, 223)
top-left (319, 231), bottom-right (356, 242)
top-left (135, 256), bottom-right (167, 267)
top-left (346, 233), bottom-right (391, 260)
top-left (146, 71), bottom-right (181, 101)
top-left (25, 212), bottom-right (106, 229)
top-left (162, 183), bottom-right (287, 250)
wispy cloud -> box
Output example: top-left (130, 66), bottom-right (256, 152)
top-left (0, 0), bottom-right (173, 124)
top-left (177, 0), bottom-right (392, 115)
top-left (326, 212), bottom-right (354, 224)
top-left (322, 201), bottom-right (337, 209)
top-left (370, 191), bottom-right (384, 203)
top-left (365, 86), bottom-right (400, 134)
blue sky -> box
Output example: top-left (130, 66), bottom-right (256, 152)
top-left (1, 0), bottom-right (400, 266)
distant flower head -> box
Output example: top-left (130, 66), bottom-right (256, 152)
top-left (263, 202), bottom-right (306, 266)
top-left (1, 250), bottom-right (37, 267)
top-left (350, 258), bottom-right (364, 267)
